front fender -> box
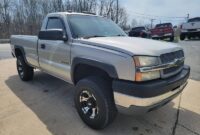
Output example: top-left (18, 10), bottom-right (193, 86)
top-left (71, 57), bottom-right (118, 83)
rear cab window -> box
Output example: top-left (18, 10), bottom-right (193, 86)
top-left (132, 27), bottom-right (145, 31)
top-left (155, 23), bottom-right (172, 28)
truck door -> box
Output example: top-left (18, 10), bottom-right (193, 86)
top-left (38, 17), bottom-right (71, 82)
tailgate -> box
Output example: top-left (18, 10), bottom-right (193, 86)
top-left (151, 27), bottom-right (173, 36)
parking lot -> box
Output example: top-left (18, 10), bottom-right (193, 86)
top-left (0, 40), bottom-right (200, 135)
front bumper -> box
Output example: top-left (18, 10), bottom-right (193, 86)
top-left (112, 65), bottom-right (190, 115)
top-left (152, 33), bottom-right (173, 38)
top-left (181, 29), bottom-right (200, 33)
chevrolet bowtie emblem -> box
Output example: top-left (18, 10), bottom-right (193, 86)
top-left (174, 58), bottom-right (183, 66)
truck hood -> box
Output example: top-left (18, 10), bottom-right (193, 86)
top-left (182, 22), bottom-right (200, 29)
top-left (76, 37), bottom-right (182, 56)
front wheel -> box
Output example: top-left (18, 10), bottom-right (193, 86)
top-left (180, 34), bottom-right (185, 40)
top-left (16, 56), bottom-right (34, 81)
top-left (74, 76), bottom-right (117, 129)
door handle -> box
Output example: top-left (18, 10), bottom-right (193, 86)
top-left (41, 44), bottom-right (46, 49)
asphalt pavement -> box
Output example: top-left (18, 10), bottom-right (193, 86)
top-left (0, 43), bottom-right (12, 60)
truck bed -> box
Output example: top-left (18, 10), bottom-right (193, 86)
top-left (10, 35), bottom-right (39, 67)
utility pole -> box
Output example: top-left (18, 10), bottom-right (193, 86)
top-left (187, 13), bottom-right (189, 21)
top-left (150, 19), bottom-right (155, 29)
top-left (116, 0), bottom-right (119, 24)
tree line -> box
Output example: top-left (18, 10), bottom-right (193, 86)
top-left (0, 0), bottom-right (128, 38)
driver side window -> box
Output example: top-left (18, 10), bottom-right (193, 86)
top-left (46, 17), bottom-right (65, 31)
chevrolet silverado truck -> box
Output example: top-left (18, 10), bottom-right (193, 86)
top-left (180, 17), bottom-right (200, 40)
top-left (10, 12), bottom-right (190, 129)
top-left (151, 23), bottom-right (174, 41)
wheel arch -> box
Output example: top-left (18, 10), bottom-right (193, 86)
top-left (14, 45), bottom-right (25, 58)
top-left (14, 45), bottom-right (30, 65)
top-left (71, 57), bottom-right (118, 84)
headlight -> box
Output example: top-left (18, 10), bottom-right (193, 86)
top-left (134, 56), bottom-right (159, 67)
top-left (134, 56), bottom-right (160, 81)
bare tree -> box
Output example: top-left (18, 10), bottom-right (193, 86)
top-left (0, 0), bottom-right (12, 38)
top-left (0, 0), bottom-right (129, 38)
top-left (131, 19), bottom-right (137, 28)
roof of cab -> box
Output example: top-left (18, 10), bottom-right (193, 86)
top-left (48, 12), bottom-right (97, 16)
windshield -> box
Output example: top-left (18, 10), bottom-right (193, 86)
top-left (67, 15), bottom-right (126, 38)
top-left (133, 27), bottom-right (145, 31)
top-left (156, 23), bottom-right (172, 28)
top-left (188, 17), bottom-right (200, 22)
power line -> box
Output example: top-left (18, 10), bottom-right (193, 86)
top-left (131, 14), bottom-right (186, 21)
top-left (131, 12), bottom-right (186, 19)
top-left (126, 8), bottom-right (187, 19)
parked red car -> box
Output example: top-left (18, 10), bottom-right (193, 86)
top-left (151, 23), bottom-right (174, 41)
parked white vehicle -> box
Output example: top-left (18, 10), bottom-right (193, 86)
top-left (10, 12), bottom-right (190, 129)
top-left (180, 17), bottom-right (200, 40)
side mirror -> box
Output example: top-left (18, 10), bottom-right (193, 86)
top-left (38, 29), bottom-right (68, 41)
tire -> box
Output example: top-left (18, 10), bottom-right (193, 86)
top-left (180, 34), bottom-right (185, 40)
top-left (16, 56), bottom-right (34, 81)
top-left (142, 33), bottom-right (147, 38)
top-left (170, 36), bottom-right (174, 42)
top-left (188, 36), bottom-right (191, 40)
top-left (74, 76), bottom-right (117, 129)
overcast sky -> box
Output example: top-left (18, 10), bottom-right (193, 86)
top-left (121, 0), bottom-right (200, 26)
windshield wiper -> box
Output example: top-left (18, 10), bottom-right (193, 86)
top-left (83, 35), bottom-right (106, 39)
top-left (113, 34), bottom-right (126, 37)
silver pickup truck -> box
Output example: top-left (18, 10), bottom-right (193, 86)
top-left (10, 12), bottom-right (190, 129)
top-left (180, 17), bottom-right (200, 40)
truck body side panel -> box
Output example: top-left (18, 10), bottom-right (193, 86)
top-left (10, 35), bottom-right (39, 68)
top-left (38, 39), bottom-right (72, 83)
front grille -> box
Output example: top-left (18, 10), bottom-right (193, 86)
top-left (160, 50), bottom-right (184, 64)
top-left (188, 29), bottom-right (197, 32)
top-left (163, 62), bottom-right (184, 74)
top-left (160, 50), bottom-right (184, 76)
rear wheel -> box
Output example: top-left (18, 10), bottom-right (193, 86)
top-left (74, 76), bottom-right (117, 129)
top-left (180, 34), bottom-right (185, 40)
top-left (16, 56), bottom-right (34, 81)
